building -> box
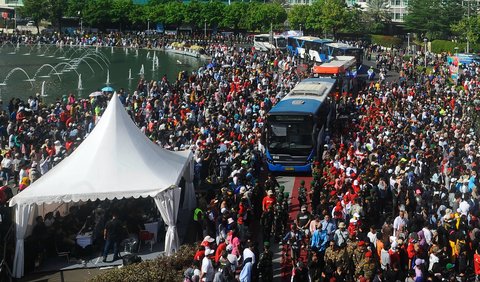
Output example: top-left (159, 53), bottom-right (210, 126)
top-left (0, 0), bottom-right (23, 8)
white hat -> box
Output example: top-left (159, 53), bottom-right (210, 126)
top-left (228, 218), bottom-right (234, 224)
top-left (267, 190), bottom-right (274, 195)
top-left (203, 236), bottom-right (215, 243)
top-left (353, 213), bottom-right (360, 218)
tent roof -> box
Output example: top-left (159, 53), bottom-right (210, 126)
top-left (10, 94), bottom-right (191, 207)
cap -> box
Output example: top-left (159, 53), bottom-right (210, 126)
top-left (203, 236), bottom-right (215, 243)
top-left (264, 241), bottom-right (270, 248)
top-left (338, 222), bottom-right (346, 228)
top-left (267, 190), bottom-right (273, 195)
top-left (301, 205), bottom-right (307, 211)
top-left (228, 218), bottom-right (234, 224)
top-left (357, 241), bottom-right (365, 247)
top-left (365, 251), bottom-right (372, 258)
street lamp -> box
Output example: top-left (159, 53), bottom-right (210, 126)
top-left (299, 23), bottom-right (302, 35)
top-left (204, 20), bottom-right (207, 38)
top-left (147, 19), bottom-right (150, 32)
top-left (424, 38), bottom-right (428, 68)
top-left (77, 11), bottom-right (83, 35)
top-left (454, 46), bottom-right (459, 57)
top-left (407, 32), bottom-right (410, 54)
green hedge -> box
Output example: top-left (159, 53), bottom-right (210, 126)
top-left (90, 244), bottom-right (196, 282)
top-left (431, 40), bottom-right (480, 54)
top-left (370, 34), bottom-right (403, 48)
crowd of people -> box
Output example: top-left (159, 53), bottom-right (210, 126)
top-left (0, 32), bottom-right (479, 282)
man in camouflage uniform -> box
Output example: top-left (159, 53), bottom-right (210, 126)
top-left (258, 242), bottom-right (273, 282)
top-left (324, 240), bottom-right (337, 276)
top-left (333, 242), bottom-right (349, 277)
top-left (261, 205), bottom-right (274, 243)
top-left (353, 240), bottom-right (367, 268)
top-left (355, 251), bottom-right (376, 280)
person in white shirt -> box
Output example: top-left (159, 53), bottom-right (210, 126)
top-left (1, 153), bottom-right (13, 185)
top-left (200, 249), bottom-right (215, 282)
top-left (242, 241), bottom-right (255, 264)
top-left (367, 225), bottom-right (378, 246)
top-left (393, 210), bottom-right (408, 237)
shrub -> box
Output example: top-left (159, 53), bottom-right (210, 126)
top-left (370, 34), bottom-right (403, 48)
top-left (431, 40), bottom-right (480, 54)
top-left (90, 244), bottom-right (196, 282)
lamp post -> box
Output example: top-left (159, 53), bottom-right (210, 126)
top-left (147, 19), bottom-right (150, 32)
top-left (454, 46), bottom-right (459, 57)
top-left (299, 23), bottom-right (302, 35)
top-left (424, 38), bottom-right (428, 68)
top-left (204, 20), bottom-right (207, 38)
top-left (407, 32), bottom-right (410, 54)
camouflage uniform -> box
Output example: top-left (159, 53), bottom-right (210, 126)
top-left (258, 248), bottom-right (273, 282)
top-left (352, 247), bottom-right (366, 267)
top-left (334, 247), bottom-right (349, 272)
top-left (324, 245), bottom-right (336, 274)
top-left (356, 258), bottom-right (376, 280)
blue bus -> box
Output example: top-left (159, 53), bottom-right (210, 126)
top-left (264, 78), bottom-right (336, 172)
top-left (287, 36), bottom-right (333, 63)
top-left (325, 42), bottom-right (364, 67)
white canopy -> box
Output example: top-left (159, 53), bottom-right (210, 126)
top-left (9, 94), bottom-right (195, 278)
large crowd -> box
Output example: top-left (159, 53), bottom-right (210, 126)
top-left (0, 32), bottom-right (479, 282)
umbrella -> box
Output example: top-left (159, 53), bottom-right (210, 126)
top-left (89, 91), bottom-right (103, 97)
top-left (102, 86), bottom-right (114, 92)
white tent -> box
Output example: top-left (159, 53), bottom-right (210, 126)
top-left (9, 94), bottom-right (195, 278)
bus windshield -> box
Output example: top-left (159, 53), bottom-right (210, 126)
top-left (276, 38), bottom-right (286, 48)
top-left (267, 116), bottom-right (313, 155)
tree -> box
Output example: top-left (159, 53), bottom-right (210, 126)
top-left (19, 0), bottom-right (49, 34)
top-left (365, 0), bottom-right (390, 33)
top-left (111, 0), bottom-right (134, 31)
top-left (82, 0), bottom-right (114, 29)
top-left (320, 0), bottom-right (348, 38)
top-left (163, 1), bottom-right (184, 29)
top-left (404, 0), bottom-right (464, 39)
top-left (288, 5), bottom-right (309, 31)
top-left (48, 0), bottom-right (67, 32)
top-left (305, 0), bottom-right (323, 33)
top-left (183, 0), bottom-right (203, 30)
top-left (223, 2), bottom-right (248, 31)
top-left (343, 5), bottom-right (365, 34)
top-left (451, 16), bottom-right (480, 47)
top-left (201, 1), bottom-right (225, 31)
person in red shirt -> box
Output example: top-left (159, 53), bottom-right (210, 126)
top-left (262, 190), bottom-right (276, 212)
top-left (215, 238), bottom-right (226, 263)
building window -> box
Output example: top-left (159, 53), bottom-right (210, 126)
top-left (395, 0), bottom-right (400, 5)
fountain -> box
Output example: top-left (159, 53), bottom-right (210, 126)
top-left (0, 42), bottom-right (16, 53)
top-left (33, 64), bottom-right (62, 81)
top-left (96, 46), bottom-right (99, 53)
top-left (78, 74), bottom-right (83, 90)
top-left (106, 70), bottom-right (110, 85)
top-left (139, 64), bottom-right (145, 76)
top-left (41, 81), bottom-right (47, 97)
top-left (146, 51), bottom-right (151, 59)
top-left (51, 62), bottom-right (81, 77)
top-left (128, 69), bottom-right (132, 80)
top-left (126, 48), bottom-right (128, 55)
top-left (16, 42), bottom-right (19, 49)
top-left (111, 46), bottom-right (114, 54)
top-left (152, 59), bottom-right (156, 71)
top-left (135, 49), bottom-right (139, 57)
top-left (1, 68), bottom-right (35, 87)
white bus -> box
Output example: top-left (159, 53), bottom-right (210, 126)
top-left (253, 34), bottom-right (287, 52)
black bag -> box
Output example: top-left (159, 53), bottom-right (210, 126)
top-left (122, 254), bottom-right (142, 266)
